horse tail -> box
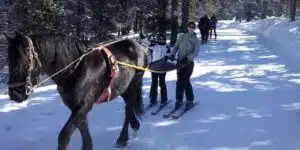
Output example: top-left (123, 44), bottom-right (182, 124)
top-left (133, 42), bottom-right (147, 118)
top-left (125, 40), bottom-right (147, 118)
top-left (132, 70), bottom-right (145, 118)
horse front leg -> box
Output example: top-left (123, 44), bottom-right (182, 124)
top-left (57, 113), bottom-right (77, 150)
top-left (78, 116), bottom-right (93, 150)
top-left (58, 103), bottom-right (92, 150)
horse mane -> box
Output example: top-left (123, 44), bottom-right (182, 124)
top-left (29, 33), bottom-right (88, 72)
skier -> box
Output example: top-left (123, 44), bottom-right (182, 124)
top-left (148, 34), bottom-right (170, 105)
top-left (167, 21), bottom-right (200, 109)
top-left (198, 14), bottom-right (211, 44)
top-left (210, 13), bottom-right (217, 39)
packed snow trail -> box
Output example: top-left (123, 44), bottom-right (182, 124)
top-left (1, 23), bottom-right (300, 150)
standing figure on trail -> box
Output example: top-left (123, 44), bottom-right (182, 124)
top-left (210, 13), bottom-right (217, 39)
top-left (167, 22), bottom-right (200, 109)
top-left (148, 34), bottom-right (170, 105)
top-left (198, 14), bottom-right (211, 44)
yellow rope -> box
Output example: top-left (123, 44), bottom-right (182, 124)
top-left (116, 60), bottom-right (193, 74)
top-left (116, 61), bottom-right (170, 73)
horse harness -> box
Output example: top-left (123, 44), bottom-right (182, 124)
top-left (94, 45), bottom-right (120, 103)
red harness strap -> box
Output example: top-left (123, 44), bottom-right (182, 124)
top-left (96, 47), bottom-right (119, 103)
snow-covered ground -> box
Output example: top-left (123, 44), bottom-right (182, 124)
top-left (1, 18), bottom-right (300, 150)
top-left (222, 17), bottom-right (300, 64)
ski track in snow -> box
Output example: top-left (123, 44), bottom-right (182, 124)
top-left (0, 20), bottom-right (300, 150)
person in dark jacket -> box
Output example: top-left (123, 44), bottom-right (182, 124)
top-left (198, 14), bottom-right (211, 44)
top-left (167, 22), bottom-right (200, 109)
top-left (210, 14), bottom-right (217, 39)
top-left (148, 34), bottom-right (170, 105)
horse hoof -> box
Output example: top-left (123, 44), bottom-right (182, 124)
top-left (130, 121), bottom-right (140, 131)
top-left (131, 126), bottom-right (139, 132)
top-left (115, 140), bottom-right (127, 148)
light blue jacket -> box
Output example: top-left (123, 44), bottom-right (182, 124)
top-left (170, 32), bottom-right (200, 61)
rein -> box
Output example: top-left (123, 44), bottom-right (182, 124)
top-left (32, 39), bottom-right (127, 89)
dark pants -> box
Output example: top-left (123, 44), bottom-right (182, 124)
top-left (176, 61), bottom-right (194, 105)
top-left (200, 29), bottom-right (209, 44)
top-left (149, 73), bottom-right (167, 104)
top-left (210, 26), bottom-right (217, 39)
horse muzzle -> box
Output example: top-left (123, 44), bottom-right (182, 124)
top-left (8, 89), bottom-right (28, 103)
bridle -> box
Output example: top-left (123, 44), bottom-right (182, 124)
top-left (8, 36), bottom-right (42, 95)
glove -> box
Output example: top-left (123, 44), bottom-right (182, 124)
top-left (163, 56), bottom-right (168, 60)
top-left (178, 56), bottom-right (188, 64)
top-left (165, 55), bottom-right (175, 61)
top-left (182, 56), bottom-right (188, 62)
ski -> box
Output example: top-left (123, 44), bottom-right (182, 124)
top-left (171, 102), bottom-right (198, 119)
top-left (162, 103), bottom-right (185, 118)
top-left (145, 103), bottom-right (157, 111)
top-left (150, 100), bottom-right (171, 115)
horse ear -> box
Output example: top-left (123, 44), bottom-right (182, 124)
top-left (3, 33), bottom-right (13, 41)
top-left (15, 30), bottom-right (25, 39)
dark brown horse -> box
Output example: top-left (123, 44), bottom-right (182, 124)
top-left (5, 31), bottom-right (147, 149)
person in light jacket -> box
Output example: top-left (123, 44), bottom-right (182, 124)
top-left (167, 21), bottom-right (200, 109)
top-left (148, 34), bottom-right (170, 105)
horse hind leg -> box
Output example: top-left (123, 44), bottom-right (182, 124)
top-left (115, 105), bottom-right (134, 148)
top-left (127, 71), bottom-right (144, 130)
top-left (116, 71), bottom-right (144, 147)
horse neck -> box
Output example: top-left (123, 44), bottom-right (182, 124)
top-left (32, 37), bottom-right (85, 83)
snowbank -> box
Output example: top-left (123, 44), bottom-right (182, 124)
top-left (224, 18), bottom-right (300, 62)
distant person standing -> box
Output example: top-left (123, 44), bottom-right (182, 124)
top-left (198, 14), bottom-right (211, 44)
top-left (210, 14), bottom-right (217, 39)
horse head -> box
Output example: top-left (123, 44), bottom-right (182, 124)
top-left (5, 31), bottom-right (42, 103)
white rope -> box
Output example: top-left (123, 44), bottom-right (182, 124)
top-left (32, 38), bottom-right (130, 89)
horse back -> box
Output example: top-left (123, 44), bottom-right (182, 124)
top-left (75, 39), bottom-right (147, 101)
top-left (107, 39), bottom-right (147, 68)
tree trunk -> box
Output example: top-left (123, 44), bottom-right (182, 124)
top-left (134, 11), bottom-right (139, 33)
top-left (170, 0), bottom-right (178, 46)
top-left (189, 0), bottom-right (197, 21)
top-left (138, 11), bottom-right (144, 34)
top-left (181, 0), bottom-right (190, 32)
top-left (274, 2), bottom-right (282, 17)
top-left (289, 0), bottom-right (296, 21)
top-left (197, 0), bottom-right (205, 19)
top-left (157, 0), bottom-right (168, 36)
top-left (235, 2), bottom-right (242, 22)
top-left (261, 1), bottom-right (268, 19)
top-left (76, 0), bottom-right (85, 40)
top-left (245, 3), bottom-right (252, 22)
